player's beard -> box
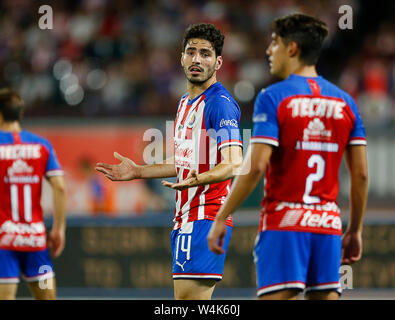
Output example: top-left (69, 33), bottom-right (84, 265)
top-left (185, 64), bottom-right (216, 85)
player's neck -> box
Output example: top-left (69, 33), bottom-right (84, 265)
top-left (0, 121), bottom-right (22, 132)
top-left (187, 74), bottom-right (217, 100)
top-left (287, 62), bottom-right (318, 78)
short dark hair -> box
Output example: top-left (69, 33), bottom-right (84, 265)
top-left (0, 88), bottom-right (24, 122)
top-left (272, 13), bottom-right (329, 65)
top-left (182, 23), bottom-right (225, 57)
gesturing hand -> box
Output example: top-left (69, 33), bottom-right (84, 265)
top-left (161, 169), bottom-right (199, 191)
top-left (95, 152), bottom-right (141, 181)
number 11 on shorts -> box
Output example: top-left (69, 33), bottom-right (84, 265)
top-left (175, 234), bottom-right (191, 261)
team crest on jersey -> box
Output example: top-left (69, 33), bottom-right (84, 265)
top-left (303, 118), bottom-right (332, 141)
top-left (187, 112), bottom-right (196, 128)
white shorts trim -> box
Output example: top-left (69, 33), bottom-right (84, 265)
top-left (0, 277), bottom-right (20, 284)
top-left (173, 274), bottom-right (222, 280)
top-left (305, 282), bottom-right (342, 293)
top-left (22, 271), bottom-right (55, 283)
top-left (257, 282), bottom-right (305, 296)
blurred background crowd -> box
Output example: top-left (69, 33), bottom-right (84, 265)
top-left (0, 0), bottom-right (394, 216)
top-left (0, 0), bottom-right (393, 124)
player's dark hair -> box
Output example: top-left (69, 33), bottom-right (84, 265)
top-left (0, 88), bottom-right (24, 122)
top-left (182, 23), bottom-right (225, 57)
top-left (272, 13), bottom-right (329, 65)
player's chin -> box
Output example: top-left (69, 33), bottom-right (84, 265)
top-left (187, 74), bottom-right (208, 84)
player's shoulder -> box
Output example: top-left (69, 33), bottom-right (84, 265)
top-left (204, 82), bottom-right (240, 111)
top-left (0, 130), bottom-right (13, 144)
top-left (318, 77), bottom-right (356, 105)
top-left (257, 77), bottom-right (300, 103)
top-left (20, 130), bottom-right (54, 150)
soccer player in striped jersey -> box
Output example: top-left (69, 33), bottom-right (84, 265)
top-left (0, 88), bottom-right (66, 299)
top-left (208, 14), bottom-right (368, 300)
top-left (96, 23), bottom-right (243, 300)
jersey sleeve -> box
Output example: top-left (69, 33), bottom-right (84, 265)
top-left (44, 142), bottom-right (63, 178)
top-left (251, 89), bottom-right (279, 147)
top-left (205, 95), bottom-right (242, 150)
top-left (346, 96), bottom-right (367, 146)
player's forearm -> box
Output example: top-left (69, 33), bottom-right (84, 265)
top-left (216, 167), bottom-right (263, 220)
top-left (344, 145), bottom-right (368, 233)
top-left (138, 163), bottom-right (177, 179)
top-left (52, 183), bottom-right (67, 232)
top-left (194, 162), bottom-right (241, 186)
top-left (347, 174), bottom-right (368, 233)
top-left (138, 157), bottom-right (177, 179)
top-left (216, 143), bottom-right (272, 220)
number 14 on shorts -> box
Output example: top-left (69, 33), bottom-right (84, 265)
top-left (175, 234), bottom-right (191, 261)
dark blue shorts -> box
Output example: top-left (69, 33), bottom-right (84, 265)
top-left (171, 220), bottom-right (232, 281)
top-left (253, 230), bottom-right (342, 296)
top-left (0, 249), bottom-right (55, 284)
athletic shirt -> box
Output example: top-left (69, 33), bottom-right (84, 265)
top-left (173, 82), bottom-right (242, 230)
top-left (0, 130), bottom-right (63, 251)
top-left (251, 75), bottom-right (366, 235)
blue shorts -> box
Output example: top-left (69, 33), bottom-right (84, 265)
top-left (253, 230), bottom-right (342, 297)
top-left (0, 249), bottom-right (55, 284)
top-left (171, 220), bottom-right (232, 281)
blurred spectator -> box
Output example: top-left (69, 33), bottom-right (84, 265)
top-left (78, 158), bottom-right (116, 217)
top-left (0, 0), bottom-right (391, 126)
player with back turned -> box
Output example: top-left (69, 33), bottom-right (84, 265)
top-left (0, 88), bottom-right (66, 299)
top-left (96, 23), bottom-right (243, 300)
top-left (208, 14), bottom-right (368, 300)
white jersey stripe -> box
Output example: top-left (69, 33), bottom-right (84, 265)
top-left (197, 184), bottom-right (209, 220)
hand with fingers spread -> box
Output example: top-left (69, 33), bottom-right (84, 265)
top-left (95, 152), bottom-right (141, 181)
top-left (162, 169), bottom-right (199, 191)
top-left (341, 230), bottom-right (362, 265)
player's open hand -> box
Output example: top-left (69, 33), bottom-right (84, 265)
top-left (341, 230), bottom-right (362, 265)
top-left (95, 152), bottom-right (141, 181)
top-left (161, 169), bottom-right (199, 190)
top-left (47, 229), bottom-right (65, 258)
top-left (207, 218), bottom-right (227, 255)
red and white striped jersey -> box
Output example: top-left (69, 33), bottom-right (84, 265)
top-left (173, 82), bottom-right (242, 230)
top-left (0, 130), bottom-right (63, 251)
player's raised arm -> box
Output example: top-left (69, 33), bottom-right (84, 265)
top-left (95, 152), bottom-right (177, 181)
top-left (47, 175), bottom-right (67, 258)
top-left (341, 145), bottom-right (368, 265)
top-left (208, 143), bottom-right (272, 254)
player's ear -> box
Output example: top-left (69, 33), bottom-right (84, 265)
top-left (215, 55), bottom-right (223, 71)
top-left (288, 41), bottom-right (299, 58)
